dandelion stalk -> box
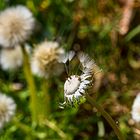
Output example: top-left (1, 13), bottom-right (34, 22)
top-left (86, 94), bottom-right (124, 140)
top-left (41, 78), bottom-right (51, 116)
top-left (13, 119), bottom-right (39, 139)
top-left (21, 45), bottom-right (38, 124)
top-left (43, 119), bottom-right (68, 140)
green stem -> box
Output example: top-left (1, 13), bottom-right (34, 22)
top-left (13, 119), bottom-right (32, 134)
top-left (43, 119), bottom-right (68, 140)
top-left (21, 46), bottom-right (38, 124)
top-left (13, 119), bottom-right (42, 139)
top-left (41, 78), bottom-right (51, 116)
top-left (86, 94), bottom-right (124, 140)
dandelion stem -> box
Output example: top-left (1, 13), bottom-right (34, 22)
top-left (21, 45), bottom-right (38, 124)
top-left (86, 94), bottom-right (124, 140)
top-left (43, 119), bottom-right (68, 140)
top-left (41, 78), bottom-right (51, 116)
top-left (13, 119), bottom-right (32, 134)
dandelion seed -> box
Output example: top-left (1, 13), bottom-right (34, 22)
top-left (131, 93), bottom-right (140, 122)
top-left (31, 40), bottom-right (64, 78)
top-left (0, 93), bottom-right (16, 129)
top-left (0, 5), bottom-right (35, 48)
top-left (0, 46), bottom-right (23, 70)
top-left (78, 52), bottom-right (95, 74)
top-left (58, 51), bottom-right (75, 63)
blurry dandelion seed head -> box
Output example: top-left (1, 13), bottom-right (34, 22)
top-left (131, 93), bottom-right (140, 122)
top-left (0, 5), bottom-right (35, 48)
top-left (0, 93), bottom-right (16, 129)
top-left (62, 52), bottom-right (95, 105)
top-left (31, 40), bottom-right (64, 78)
top-left (0, 46), bottom-right (23, 70)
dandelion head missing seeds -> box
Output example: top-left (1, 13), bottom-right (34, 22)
top-left (64, 74), bottom-right (91, 102)
top-left (0, 46), bottom-right (23, 70)
top-left (0, 5), bottom-right (35, 48)
top-left (61, 52), bottom-right (95, 105)
top-left (131, 93), bottom-right (140, 122)
top-left (0, 93), bottom-right (16, 129)
top-left (31, 40), bottom-right (64, 78)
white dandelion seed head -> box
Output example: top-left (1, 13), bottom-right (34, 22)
top-left (60, 51), bottom-right (98, 105)
top-left (0, 93), bottom-right (16, 129)
top-left (131, 93), bottom-right (140, 122)
top-left (64, 74), bottom-right (91, 102)
top-left (31, 40), bottom-right (64, 78)
top-left (0, 5), bottom-right (35, 48)
top-left (0, 46), bottom-right (23, 70)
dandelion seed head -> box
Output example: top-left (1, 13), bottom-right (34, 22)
top-left (61, 51), bottom-right (98, 105)
top-left (31, 40), bottom-right (64, 78)
top-left (131, 93), bottom-right (140, 122)
top-left (0, 5), bottom-right (35, 47)
top-left (0, 93), bottom-right (16, 129)
top-left (64, 74), bottom-right (91, 102)
top-left (0, 46), bottom-right (23, 70)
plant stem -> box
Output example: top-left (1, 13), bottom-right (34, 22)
top-left (21, 46), bottom-right (38, 124)
top-left (43, 119), bottom-right (68, 140)
top-left (41, 78), bottom-right (51, 116)
top-left (86, 94), bottom-right (124, 140)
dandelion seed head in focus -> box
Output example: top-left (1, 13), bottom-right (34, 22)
top-left (131, 93), bottom-right (140, 122)
top-left (0, 5), bottom-right (35, 48)
top-left (0, 46), bottom-right (23, 70)
top-left (31, 40), bottom-right (64, 78)
top-left (61, 52), bottom-right (95, 105)
top-left (64, 74), bottom-right (91, 102)
top-left (0, 93), bottom-right (16, 129)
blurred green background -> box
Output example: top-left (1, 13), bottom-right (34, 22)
top-left (0, 0), bottom-right (140, 139)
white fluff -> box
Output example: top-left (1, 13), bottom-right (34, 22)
top-left (64, 74), bottom-right (91, 102)
top-left (0, 5), bottom-right (35, 47)
top-left (0, 46), bottom-right (23, 70)
top-left (78, 52), bottom-right (95, 74)
top-left (58, 51), bottom-right (75, 63)
top-left (131, 93), bottom-right (140, 122)
top-left (0, 93), bottom-right (16, 129)
top-left (31, 40), bottom-right (64, 78)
